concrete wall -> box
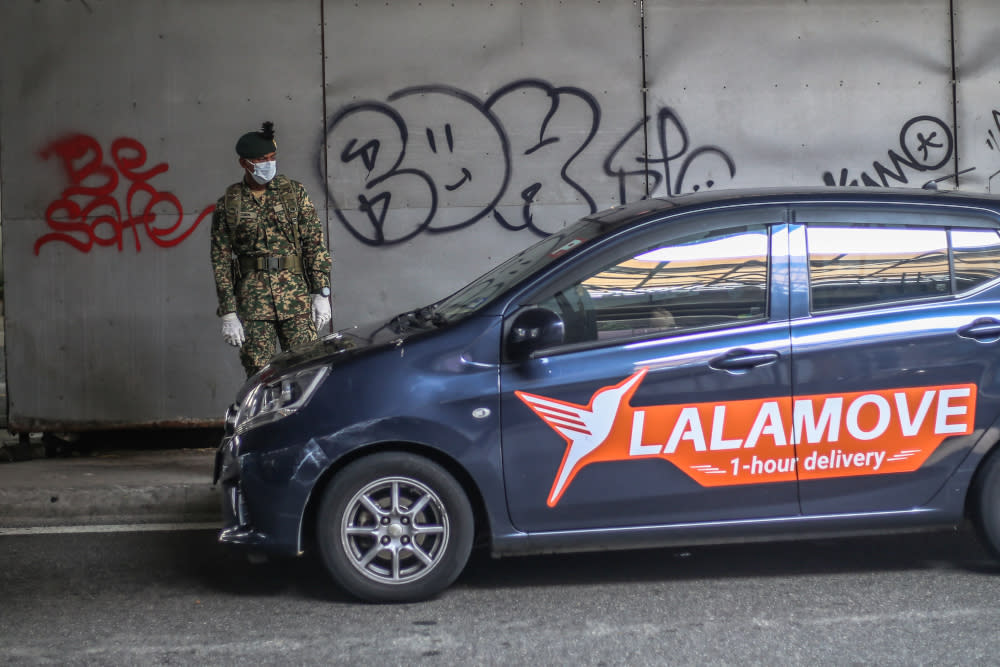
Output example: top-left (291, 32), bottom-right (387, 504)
top-left (1, 0), bottom-right (998, 430)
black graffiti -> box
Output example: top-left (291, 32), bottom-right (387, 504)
top-left (322, 79), bottom-right (737, 246)
top-left (605, 107), bottom-right (736, 202)
top-left (986, 110), bottom-right (1000, 192)
top-left (822, 115), bottom-right (954, 188)
top-left (986, 110), bottom-right (1000, 152)
top-left (486, 79), bottom-right (599, 236)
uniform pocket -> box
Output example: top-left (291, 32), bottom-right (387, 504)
top-left (234, 212), bottom-right (261, 247)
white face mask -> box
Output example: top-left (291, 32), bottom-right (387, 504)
top-left (249, 160), bottom-right (276, 184)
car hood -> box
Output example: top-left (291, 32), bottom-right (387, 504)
top-left (256, 317), bottom-right (426, 379)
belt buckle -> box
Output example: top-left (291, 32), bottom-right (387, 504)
top-left (266, 256), bottom-right (281, 271)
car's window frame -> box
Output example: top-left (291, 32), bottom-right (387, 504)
top-left (792, 204), bottom-right (1000, 316)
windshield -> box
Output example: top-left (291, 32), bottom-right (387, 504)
top-left (434, 217), bottom-right (609, 322)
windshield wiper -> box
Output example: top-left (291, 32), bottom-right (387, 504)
top-left (415, 304), bottom-right (450, 327)
top-left (389, 305), bottom-right (442, 333)
top-left (389, 311), bottom-right (417, 333)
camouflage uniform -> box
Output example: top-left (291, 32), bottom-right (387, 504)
top-left (210, 175), bottom-right (332, 377)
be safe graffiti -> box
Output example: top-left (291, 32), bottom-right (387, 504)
top-left (34, 134), bottom-right (213, 255)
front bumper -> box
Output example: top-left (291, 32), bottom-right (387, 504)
top-left (214, 434), bottom-right (268, 548)
top-left (214, 423), bottom-right (331, 556)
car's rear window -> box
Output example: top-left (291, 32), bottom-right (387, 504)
top-left (952, 229), bottom-right (1000, 293)
top-left (807, 225), bottom-right (1000, 312)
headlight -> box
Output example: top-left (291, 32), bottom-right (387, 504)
top-left (235, 366), bottom-right (330, 434)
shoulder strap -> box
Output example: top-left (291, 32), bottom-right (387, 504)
top-left (223, 182), bottom-right (243, 242)
top-left (275, 176), bottom-right (302, 253)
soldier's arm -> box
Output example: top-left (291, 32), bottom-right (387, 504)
top-left (210, 203), bottom-right (239, 317)
top-left (297, 185), bottom-right (332, 294)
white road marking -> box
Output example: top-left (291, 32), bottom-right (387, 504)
top-left (0, 522), bottom-right (218, 536)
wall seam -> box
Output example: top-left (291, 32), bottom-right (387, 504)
top-left (949, 0), bottom-right (960, 187)
top-left (639, 0), bottom-right (650, 198)
top-left (319, 0), bottom-right (331, 254)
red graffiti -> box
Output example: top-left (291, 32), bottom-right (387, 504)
top-left (34, 134), bottom-right (214, 254)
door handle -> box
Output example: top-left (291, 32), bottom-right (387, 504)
top-left (957, 319), bottom-right (1000, 341)
top-left (709, 349), bottom-right (780, 371)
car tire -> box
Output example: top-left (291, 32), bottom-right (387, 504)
top-left (973, 447), bottom-right (1000, 561)
top-left (316, 452), bottom-right (474, 603)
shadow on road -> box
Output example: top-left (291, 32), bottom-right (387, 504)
top-left (456, 526), bottom-right (1000, 591)
top-left (191, 525), bottom-right (1000, 603)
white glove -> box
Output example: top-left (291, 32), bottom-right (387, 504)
top-left (221, 312), bottom-right (245, 347)
top-left (312, 294), bottom-right (332, 332)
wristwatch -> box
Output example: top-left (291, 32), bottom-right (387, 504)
top-left (320, 287), bottom-right (331, 297)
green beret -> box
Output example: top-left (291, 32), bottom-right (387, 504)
top-left (235, 121), bottom-right (277, 158)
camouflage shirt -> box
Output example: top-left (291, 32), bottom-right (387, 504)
top-left (210, 175), bottom-right (332, 320)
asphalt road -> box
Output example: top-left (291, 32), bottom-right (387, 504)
top-left (2, 527), bottom-right (1000, 665)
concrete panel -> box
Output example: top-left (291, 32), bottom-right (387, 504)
top-left (644, 0), bottom-right (956, 191)
top-left (1, 0), bottom-right (325, 428)
top-left (954, 0), bottom-right (1000, 193)
top-left (322, 0), bottom-right (644, 326)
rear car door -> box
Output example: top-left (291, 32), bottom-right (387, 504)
top-left (788, 205), bottom-right (1000, 514)
top-left (500, 208), bottom-right (799, 533)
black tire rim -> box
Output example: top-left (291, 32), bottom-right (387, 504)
top-left (340, 475), bottom-right (451, 585)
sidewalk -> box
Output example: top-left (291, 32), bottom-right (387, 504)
top-left (0, 436), bottom-right (219, 529)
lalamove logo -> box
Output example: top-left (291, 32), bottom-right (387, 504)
top-left (516, 368), bottom-right (976, 507)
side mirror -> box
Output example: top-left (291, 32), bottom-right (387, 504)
top-left (506, 307), bottom-right (565, 362)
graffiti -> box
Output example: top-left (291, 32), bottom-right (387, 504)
top-left (35, 134), bottom-right (213, 255)
top-left (986, 110), bottom-right (1000, 151)
top-left (822, 115), bottom-right (954, 188)
top-left (606, 106), bottom-right (737, 202)
top-left (986, 110), bottom-right (1000, 192)
top-left (323, 79), bottom-right (737, 246)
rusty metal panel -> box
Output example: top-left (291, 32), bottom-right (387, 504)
top-left (1, 0), bottom-right (325, 429)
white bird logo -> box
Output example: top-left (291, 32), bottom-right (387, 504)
top-left (516, 368), bottom-right (648, 506)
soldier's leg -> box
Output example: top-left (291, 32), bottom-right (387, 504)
top-left (276, 313), bottom-right (318, 352)
top-left (240, 319), bottom-right (279, 377)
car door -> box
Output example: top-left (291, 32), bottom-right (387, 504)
top-left (500, 208), bottom-right (799, 533)
top-left (788, 207), bottom-right (1000, 514)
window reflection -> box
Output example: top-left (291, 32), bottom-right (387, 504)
top-left (953, 229), bottom-right (1000, 292)
top-left (806, 225), bottom-right (1000, 313)
top-left (541, 227), bottom-right (770, 343)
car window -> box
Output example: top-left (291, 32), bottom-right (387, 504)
top-left (807, 225), bottom-right (1000, 313)
top-left (807, 225), bottom-right (950, 312)
top-left (952, 229), bottom-right (1000, 293)
top-left (538, 226), bottom-right (770, 344)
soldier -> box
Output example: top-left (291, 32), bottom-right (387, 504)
top-left (210, 121), bottom-right (333, 377)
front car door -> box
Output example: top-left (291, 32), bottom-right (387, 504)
top-left (500, 207), bottom-right (799, 533)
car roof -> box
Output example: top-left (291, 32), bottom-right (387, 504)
top-left (588, 186), bottom-right (1000, 227)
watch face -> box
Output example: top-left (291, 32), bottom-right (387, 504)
top-left (321, 287), bottom-right (331, 297)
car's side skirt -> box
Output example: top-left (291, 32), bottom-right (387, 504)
top-left (489, 508), bottom-right (958, 557)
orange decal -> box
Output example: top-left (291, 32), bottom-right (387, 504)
top-left (516, 369), bottom-right (976, 506)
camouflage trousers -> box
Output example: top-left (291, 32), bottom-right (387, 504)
top-left (239, 314), bottom-right (317, 377)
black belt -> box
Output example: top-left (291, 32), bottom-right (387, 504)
top-left (238, 255), bottom-right (303, 274)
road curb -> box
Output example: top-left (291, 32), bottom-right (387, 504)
top-left (0, 484), bottom-right (220, 528)
top-left (0, 447), bottom-right (220, 528)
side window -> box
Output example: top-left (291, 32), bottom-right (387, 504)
top-left (952, 229), bottom-right (1000, 293)
top-left (539, 226), bottom-right (769, 344)
top-left (807, 225), bottom-right (950, 312)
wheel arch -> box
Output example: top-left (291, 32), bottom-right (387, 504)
top-left (298, 440), bottom-right (492, 555)
top-left (966, 437), bottom-right (1000, 520)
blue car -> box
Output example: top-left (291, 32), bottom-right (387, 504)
top-left (215, 186), bottom-right (1000, 602)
